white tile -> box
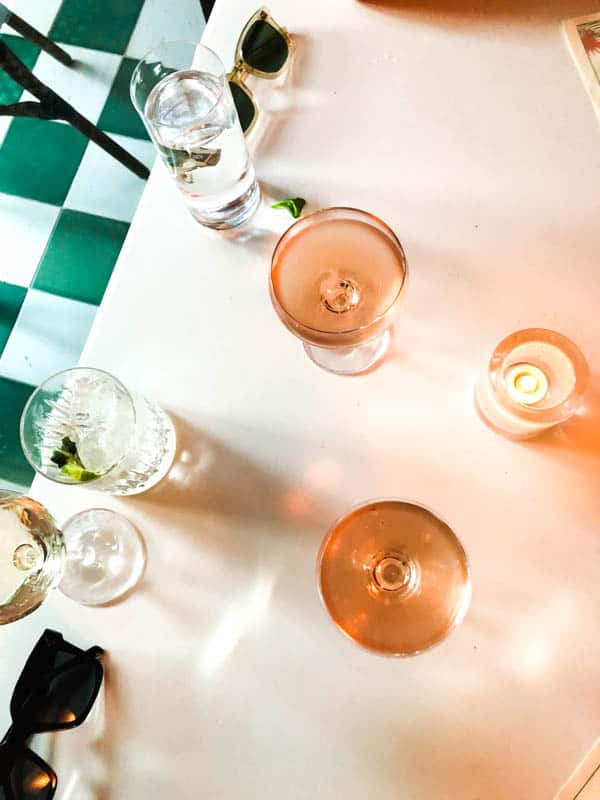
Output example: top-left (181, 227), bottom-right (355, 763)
top-left (1, 0), bottom-right (62, 37)
top-left (0, 194), bottom-right (60, 287)
top-left (20, 46), bottom-right (121, 125)
top-left (0, 476), bottom-right (31, 493)
top-left (125, 0), bottom-right (205, 59)
top-left (64, 133), bottom-right (156, 222)
top-left (0, 289), bottom-right (96, 385)
top-left (0, 117), bottom-right (11, 148)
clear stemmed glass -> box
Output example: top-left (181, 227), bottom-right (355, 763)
top-left (0, 492), bottom-right (145, 623)
top-left (270, 207), bottom-right (408, 375)
top-left (130, 40), bottom-right (260, 229)
top-left (20, 367), bottom-right (176, 496)
top-left (317, 499), bottom-right (471, 656)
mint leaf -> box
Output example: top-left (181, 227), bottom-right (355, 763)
top-left (61, 436), bottom-right (78, 456)
top-left (271, 197), bottom-right (306, 219)
top-left (51, 450), bottom-right (69, 468)
top-left (51, 436), bottom-right (99, 482)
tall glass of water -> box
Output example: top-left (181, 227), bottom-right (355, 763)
top-left (130, 41), bottom-right (260, 229)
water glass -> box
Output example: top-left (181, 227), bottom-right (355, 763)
top-left (20, 367), bottom-right (176, 495)
top-left (130, 40), bottom-right (260, 229)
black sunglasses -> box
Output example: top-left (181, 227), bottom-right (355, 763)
top-left (228, 7), bottom-right (292, 134)
top-left (0, 630), bottom-right (104, 800)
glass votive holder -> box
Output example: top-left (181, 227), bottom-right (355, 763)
top-left (475, 328), bottom-right (589, 439)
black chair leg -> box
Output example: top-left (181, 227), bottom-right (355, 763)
top-left (6, 11), bottom-right (73, 67)
top-left (0, 39), bottom-right (149, 179)
top-left (67, 106), bottom-right (150, 180)
top-left (200, 0), bottom-right (215, 20)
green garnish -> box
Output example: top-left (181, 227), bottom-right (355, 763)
top-left (61, 436), bottom-right (77, 455)
top-left (50, 449), bottom-right (69, 468)
top-left (271, 197), bottom-right (306, 219)
top-left (60, 462), bottom-right (99, 482)
top-left (51, 436), bottom-right (99, 482)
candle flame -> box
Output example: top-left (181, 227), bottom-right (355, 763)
top-left (506, 363), bottom-right (549, 406)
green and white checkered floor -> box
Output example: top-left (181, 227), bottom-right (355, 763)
top-left (0, 0), bottom-right (204, 492)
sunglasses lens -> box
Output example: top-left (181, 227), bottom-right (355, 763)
top-left (5, 755), bottom-right (56, 800)
top-left (241, 20), bottom-right (288, 73)
top-left (11, 632), bottom-right (75, 719)
top-left (29, 661), bottom-right (101, 729)
top-left (229, 81), bottom-right (256, 133)
top-left (11, 632), bottom-right (102, 731)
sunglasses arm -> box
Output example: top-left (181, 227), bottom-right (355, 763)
top-left (86, 646), bottom-right (105, 661)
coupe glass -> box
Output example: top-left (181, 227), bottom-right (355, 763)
top-left (20, 367), bottom-right (176, 496)
top-left (0, 492), bottom-right (145, 623)
top-left (317, 499), bottom-right (471, 656)
top-left (130, 40), bottom-right (260, 229)
top-left (270, 207), bottom-right (408, 375)
top-left (475, 328), bottom-right (590, 439)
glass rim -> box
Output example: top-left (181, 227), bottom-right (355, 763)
top-left (315, 496), bottom-right (472, 658)
top-left (19, 366), bottom-right (137, 486)
top-left (269, 207), bottom-right (409, 339)
top-left (488, 327), bottom-right (590, 423)
top-left (129, 40), bottom-right (227, 117)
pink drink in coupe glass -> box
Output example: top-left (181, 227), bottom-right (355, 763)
top-left (270, 208), bottom-right (407, 374)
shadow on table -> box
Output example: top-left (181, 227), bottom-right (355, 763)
top-left (124, 415), bottom-right (337, 653)
top-left (137, 414), bottom-right (332, 532)
top-left (366, 696), bottom-right (569, 798)
top-left (357, 0), bottom-right (594, 23)
top-left (46, 652), bottom-right (118, 800)
top-left (247, 32), bottom-right (313, 162)
top-left (511, 374), bottom-right (600, 506)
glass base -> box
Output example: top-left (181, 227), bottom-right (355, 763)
top-left (188, 178), bottom-right (261, 230)
top-left (105, 404), bottom-right (177, 496)
top-left (59, 509), bottom-right (145, 605)
top-left (303, 328), bottom-right (390, 376)
top-left (318, 500), bottom-right (471, 656)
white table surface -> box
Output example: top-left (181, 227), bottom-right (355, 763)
top-left (2, 0), bottom-right (600, 797)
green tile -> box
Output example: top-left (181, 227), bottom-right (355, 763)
top-left (49, 0), bottom-right (144, 55)
top-left (0, 118), bottom-right (87, 205)
top-left (97, 58), bottom-right (150, 141)
top-left (0, 35), bottom-right (40, 104)
top-left (33, 210), bottom-right (129, 305)
top-left (0, 282), bottom-right (26, 356)
top-left (0, 376), bottom-right (34, 489)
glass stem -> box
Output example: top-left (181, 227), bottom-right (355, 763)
top-left (372, 553), bottom-right (419, 597)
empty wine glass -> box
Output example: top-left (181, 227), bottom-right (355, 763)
top-left (0, 492), bottom-right (145, 624)
top-left (317, 499), bottom-right (471, 656)
top-left (270, 207), bottom-right (408, 375)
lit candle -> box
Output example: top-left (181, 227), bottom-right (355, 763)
top-left (475, 328), bottom-right (589, 439)
top-left (505, 363), bottom-right (549, 406)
